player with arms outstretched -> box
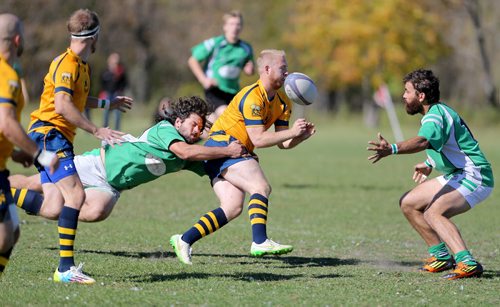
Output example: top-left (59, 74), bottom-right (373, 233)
top-left (171, 49), bottom-right (315, 265)
top-left (368, 69), bottom-right (494, 280)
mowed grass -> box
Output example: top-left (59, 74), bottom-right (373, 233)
top-left (0, 109), bottom-right (499, 306)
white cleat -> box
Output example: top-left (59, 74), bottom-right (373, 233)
top-left (170, 234), bottom-right (192, 265)
top-left (250, 239), bottom-right (293, 257)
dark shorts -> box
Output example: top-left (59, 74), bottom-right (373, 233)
top-left (203, 131), bottom-right (254, 181)
top-left (0, 170), bottom-right (13, 216)
top-left (205, 87), bottom-right (236, 110)
top-left (28, 126), bottom-right (77, 184)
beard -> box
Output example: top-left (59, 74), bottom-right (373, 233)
top-left (404, 97), bottom-right (423, 115)
top-left (16, 42), bottom-right (24, 57)
top-left (405, 102), bottom-right (423, 115)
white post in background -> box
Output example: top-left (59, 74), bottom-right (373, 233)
top-left (373, 84), bottom-right (404, 142)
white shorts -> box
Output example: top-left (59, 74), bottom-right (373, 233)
top-left (437, 174), bottom-right (493, 208)
top-left (74, 153), bottom-right (121, 202)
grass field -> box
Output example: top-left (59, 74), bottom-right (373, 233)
top-left (1, 108), bottom-right (499, 305)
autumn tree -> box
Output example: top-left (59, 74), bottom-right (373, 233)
top-left (284, 0), bottom-right (448, 121)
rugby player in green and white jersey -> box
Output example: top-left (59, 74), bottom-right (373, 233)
top-left (10, 96), bottom-right (247, 222)
top-left (368, 69), bottom-right (493, 280)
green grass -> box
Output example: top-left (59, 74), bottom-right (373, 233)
top-left (1, 109), bottom-right (499, 306)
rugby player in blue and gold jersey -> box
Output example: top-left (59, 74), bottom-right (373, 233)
top-left (171, 50), bottom-right (316, 264)
top-left (0, 13), bottom-right (58, 278)
top-left (27, 9), bottom-right (132, 284)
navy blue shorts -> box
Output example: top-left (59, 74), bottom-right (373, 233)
top-left (0, 170), bottom-right (13, 215)
top-left (203, 132), bottom-right (254, 181)
top-left (28, 127), bottom-right (77, 184)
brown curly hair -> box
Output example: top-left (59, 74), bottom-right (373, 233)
top-left (156, 96), bottom-right (210, 129)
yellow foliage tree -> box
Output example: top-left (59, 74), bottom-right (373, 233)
top-left (285, 0), bottom-right (448, 91)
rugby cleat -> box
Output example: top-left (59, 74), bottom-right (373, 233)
top-left (419, 256), bottom-right (455, 273)
top-left (250, 239), bottom-right (293, 257)
top-left (170, 234), bottom-right (192, 265)
top-left (442, 261), bottom-right (483, 280)
top-left (53, 263), bottom-right (95, 284)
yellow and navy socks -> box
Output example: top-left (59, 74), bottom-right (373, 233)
top-left (11, 188), bottom-right (43, 215)
top-left (428, 242), bottom-right (452, 260)
top-left (182, 208), bottom-right (228, 245)
top-left (0, 247), bottom-right (13, 277)
top-left (248, 193), bottom-right (268, 244)
top-left (58, 206), bottom-right (79, 272)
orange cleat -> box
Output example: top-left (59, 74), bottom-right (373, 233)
top-left (419, 256), bottom-right (455, 273)
top-left (442, 262), bottom-right (483, 280)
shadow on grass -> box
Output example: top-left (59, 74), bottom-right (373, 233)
top-left (48, 248), bottom-right (359, 268)
top-left (282, 183), bottom-right (402, 191)
top-left (47, 247), bottom-right (175, 259)
top-left (481, 269), bottom-right (500, 279)
top-left (126, 272), bottom-right (305, 283)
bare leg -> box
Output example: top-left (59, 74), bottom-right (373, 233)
top-left (399, 178), bottom-right (444, 246)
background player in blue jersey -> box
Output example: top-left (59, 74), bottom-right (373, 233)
top-left (368, 69), bottom-right (494, 280)
top-left (188, 10), bottom-right (254, 129)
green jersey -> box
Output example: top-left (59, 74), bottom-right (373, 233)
top-left (191, 35), bottom-right (253, 95)
top-left (418, 103), bottom-right (494, 187)
top-left (98, 120), bottom-right (205, 191)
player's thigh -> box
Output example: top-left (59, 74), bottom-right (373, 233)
top-left (213, 178), bottom-right (245, 220)
top-left (400, 178), bottom-right (444, 211)
top-left (8, 174), bottom-right (42, 191)
top-left (79, 189), bottom-right (117, 222)
top-left (222, 159), bottom-right (270, 194)
top-left (55, 174), bottom-right (85, 206)
top-left (426, 185), bottom-right (470, 218)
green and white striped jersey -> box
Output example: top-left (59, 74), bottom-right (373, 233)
top-left (418, 103), bottom-right (493, 188)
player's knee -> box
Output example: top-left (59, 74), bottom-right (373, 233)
top-left (0, 233), bottom-right (15, 253)
top-left (39, 206), bottom-right (61, 220)
top-left (253, 183), bottom-right (271, 197)
top-left (80, 207), bottom-right (110, 222)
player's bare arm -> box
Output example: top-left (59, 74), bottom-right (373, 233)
top-left (86, 96), bottom-right (134, 112)
top-left (54, 93), bottom-right (124, 146)
top-left (247, 118), bottom-right (307, 149)
top-left (187, 56), bottom-right (217, 89)
top-left (0, 107), bottom-right (59, 173)
top-left (367, 133), bottom-right (429, 163)
top-left (169, 140), bottom-right (247, 160)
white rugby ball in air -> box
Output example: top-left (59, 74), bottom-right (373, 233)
top-left (284, 72), bottom-right (318, 105)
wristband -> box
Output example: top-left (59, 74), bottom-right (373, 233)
top-left (98, 99), bottom-right (110, 110)
top-left (34, 149), bottom-right (57, 167)
top-left (390, 143), bottom-right (398, 154)
top-left (424, 160), bottom-right (433, 168)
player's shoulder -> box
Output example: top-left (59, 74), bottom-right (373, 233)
top-left (0, 59), bottom-right (20, 81)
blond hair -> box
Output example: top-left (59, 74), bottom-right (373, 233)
top-left (257, 49), bottom-right (286, 72)
top-left (67, 9), bottom-right (99, 36)
top-left (223, 10), bottom-right (243, 25)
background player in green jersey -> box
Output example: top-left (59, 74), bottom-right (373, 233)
top-left (188, 10), bottom-right (254, 129)
top-left (367, 69), bottom-right (494, 280)
top-left (10, 96), bottom-right (246, 222)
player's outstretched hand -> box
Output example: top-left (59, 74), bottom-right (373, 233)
top-left (367, 133), bottom-right (391, 164)
top-left (291, 118), bottom-right (308, 137)
top-left (94, 127), bottom-right (125, 147)
top-left (227, 140), bottom-right (248, 158)
top-left (413, 162), bottom-right (432, 184)
top-left (111, 96), bottom-right (133, 113)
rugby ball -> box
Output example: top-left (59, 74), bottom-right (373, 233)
top-left (284, 72), bottom-right (318, 105)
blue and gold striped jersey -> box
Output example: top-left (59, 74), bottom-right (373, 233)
top-left (0, 55), bottom-right (25, 170)
top-left (29, 48), bottom-right (90, 143)
top-left (210, 80), bottom-right (292, 152)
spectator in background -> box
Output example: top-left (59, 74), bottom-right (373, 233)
top-left (188, 10), bottom-right (254, 134)
top-left (101, 52), bottom-right (128, 130)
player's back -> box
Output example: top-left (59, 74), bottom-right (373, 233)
top-left (0, 56), bottom-right (24, 170)
top-left (29, 48), bottom-right (90, 142)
